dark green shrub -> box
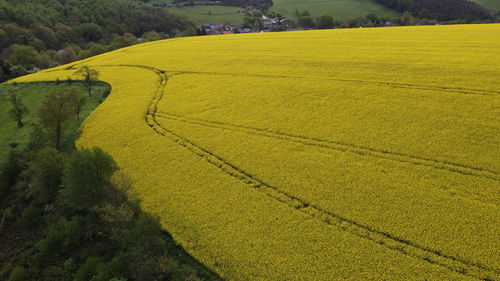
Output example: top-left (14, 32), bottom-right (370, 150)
top-left (7, 266), bottom-right (30, 281)
top-left (74, 257), bottom-right (100, 281)
top-left (63, 147), bottom-right (118, 210)
top-left (0, 264), bottom-right (14, 280)
top-left (20, 204), bottom-right (42, 225)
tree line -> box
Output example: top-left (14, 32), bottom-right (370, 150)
top-left (263, 4), bottom-right (498, 32)
top-left (0, 0), bottom-right (197, 82)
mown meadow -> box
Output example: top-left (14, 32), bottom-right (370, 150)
top-left (7, 24), bottom-right (500, 280)
top-left (470, 0), bottom-right (500, 11)
top-left (269, 0), bottom-right (400, 21)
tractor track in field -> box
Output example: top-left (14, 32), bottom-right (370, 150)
top-left (155, 111), bottom-right (500, 183)
top-left (66, 63), bottom-right (500, 280)
top-left (50, 62), bottom-right (500, 96)
top-left (170, 70), bottom-right (500, 96)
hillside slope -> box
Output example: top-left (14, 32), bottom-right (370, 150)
top-left (167, 6), bottom-right (245, 25)
top-left (471, 0), bottom-right (500, 11)
top-left (0, 0), bottom-right (191, 35)
top-left (0, 0), bottom-right (194, 82)
top-left (9, 24), bottom-right (500, 281)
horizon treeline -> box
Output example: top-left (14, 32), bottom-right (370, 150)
top-left (373, 0), bottom-right (494, 21)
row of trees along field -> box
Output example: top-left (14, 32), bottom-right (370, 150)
top-left (0, 66), bottom-right (221, 281)
top-left (254, 10), bottom-right (468, 31)
top-left (0, 0), bottom-right (197, 82)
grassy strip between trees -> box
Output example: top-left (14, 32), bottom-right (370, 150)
top-left (0, 81), bottom-right (109, 164)
top-left (0, 81), bottom-right (222, 281)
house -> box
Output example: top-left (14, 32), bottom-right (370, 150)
top-left (235, 27), bottom-right (252, 33)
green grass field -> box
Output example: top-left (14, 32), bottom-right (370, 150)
top-left (471, 0), bottom-right (500, 11)
top-left (168, 6), bottom-right (245, 24)
top-left (0, 82), bottom-right (109, 163)
top-left (150, 0), bottom-right (176, 4)
top-left (269, 0), bottom-right (400, 21)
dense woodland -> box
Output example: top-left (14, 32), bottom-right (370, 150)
top-left (373, 0), bottom-right (494, 21)
top-left (0, 0), bottom-right (196, 82)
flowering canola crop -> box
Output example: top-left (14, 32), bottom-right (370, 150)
top-left (11, 24), bottom-right (500, 280)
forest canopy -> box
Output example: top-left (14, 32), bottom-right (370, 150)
top-left (0, 0), bottom-right (195, 82)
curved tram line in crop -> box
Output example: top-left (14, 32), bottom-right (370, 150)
top-left (62, 63), bottom-right (500, 280)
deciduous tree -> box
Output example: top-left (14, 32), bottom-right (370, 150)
top-left (38, 86), bottom-right (78, 149)
top-left (8, 90), bottom-right (29, 128)
top-left (317, 15), bottom-right (335, 29)
top-left (68, 90), bottom-right (86, 124)
top-left (9, 44), bottom-right (38, 68)
top-left (63, 147), bottom-right (118, 211)
top-left (74, 65), bottom-right (100, 97)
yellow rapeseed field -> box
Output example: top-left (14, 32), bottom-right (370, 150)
top-left (10, 24), bottom-right (500, 280)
